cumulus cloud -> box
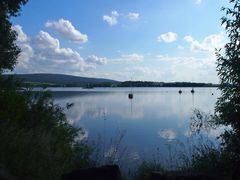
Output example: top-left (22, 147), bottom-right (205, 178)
top-left (183, 33), bottom-right (225, 53)
top-left (177, 45), bottom-right (184, 50)
top-left (86, 55), bottom-right (107, 65)
top-left (12, 25), bottom-right (28, 42)
top-left (13, 25), bottom-right (93, 74)
top-left (100, 65), bottom-right (162, 81)
top-left (195, 0), bottom-right (202, 4)
top-left (127, 12), bottom-right (139, 20)
top-left (45, 19), bottom-right (88, 43)
top-left (121, 54), bottom-right (144, 61)
top-left (157, 32), bottom-right (178, 43)
top-left (156, 54), bottom-right (218, 82)
top-left (35, 31), bottom-right (60, 50)
top-left (125, 66), bottom-right (150, 74)
top-left (12, 25), bottom-right (34, 69)
top-left (125, 66), bottom-right (158, 76)
top-left (33, 31), bottom-right (87, 72)
top-left (123, 66), bottom-right (162, 81)
top-left (103, 11), bottom-right (119, 26)
top-left (156, 54), bottom-right (203, 63)
top-left (112, 53), bottom-right (144, 63)
top-left (158, 129), bottom-right (176, 141)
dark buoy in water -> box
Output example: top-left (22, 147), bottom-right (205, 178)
top-left (178, 90), bottom-right (182, 94)
top-left (191, 88), bottom-right (195, 94)
top-left (212, 93), bottom-right (214, 95)
top-left (128, 93), bottom-right (133, 99)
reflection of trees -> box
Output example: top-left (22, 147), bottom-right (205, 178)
top-left (92, 129), bottom-right (128, 166)
top-left (189, 109), bottom-right (217, 135)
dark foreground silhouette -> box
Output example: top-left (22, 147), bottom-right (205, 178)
top-left (150, 172), bottom-right (217, 180)
top-left (61, 165), bottom-right (122, 180)
top-left (61, 165), bottom-right (218, 180)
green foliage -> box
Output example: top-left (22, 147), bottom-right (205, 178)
top-left (191, 147), bottom-right (238, 179)
top-left (0, 0), bottom-right (28, 72)
top-left (0, 0), bottom-right (28, 17)
top-left (191, 143), bottom-right (221, 175)
top-left (0, 88), bottom-right (94, 180)
top-left (216, 0), bottom-right (240, 128)
top-left (184, 1), bottom-right (240, 177)
top-left (134, 161), bottom-right (164, 180)
top-left (215, 0), bottom-right (240, 166)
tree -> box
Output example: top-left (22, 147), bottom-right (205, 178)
top-left (215, 0), bottom-right (240, 172)
top-left (0, 1), bottom-right (95, 179)
top-left (0, 90), bottom-right (94, 180)
top-left (0, 0), bottom-right (28, 73)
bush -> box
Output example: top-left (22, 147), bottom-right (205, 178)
top-left (134, 160), bottom-right (164, 180)
top-left (0, 87), bottom-right (94, 180)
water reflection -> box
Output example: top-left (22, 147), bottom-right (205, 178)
top-left (52, 87), bottom-right (220, 161)
top-left (158, 129), bottom-right (177, 141)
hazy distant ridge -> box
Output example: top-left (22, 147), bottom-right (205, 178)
top-left (4, 73), bottom-right (218, 87)
top-left (5, 73), bottom-right (119, 86)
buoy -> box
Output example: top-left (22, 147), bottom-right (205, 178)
top-left (128, 93), bottom-right (133, 99)
top-left (178, 90), bottom-right (182, 94)
top-left (191, 88), bottom-right (195, 93)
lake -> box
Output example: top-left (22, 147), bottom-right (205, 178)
top-left (50, 87), bottom-right (221, 168)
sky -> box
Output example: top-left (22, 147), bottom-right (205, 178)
top-left (11, 0), bottom-right (230, 83)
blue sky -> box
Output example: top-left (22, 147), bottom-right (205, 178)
top-left (11, 0), bottom-right (229, 82)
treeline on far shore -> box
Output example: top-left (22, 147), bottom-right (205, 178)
top-left (21, 81), bottom-right (219, 88)
top-left (117, 81), bottom-right (218, 87)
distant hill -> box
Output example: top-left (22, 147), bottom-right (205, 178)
top-left (3, 73), bottom-right (218, 87)
top-left (4, 73), bottom-right (120, 87)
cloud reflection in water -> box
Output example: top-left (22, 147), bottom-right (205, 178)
top-left (158, 129), bottom-right (177, 141)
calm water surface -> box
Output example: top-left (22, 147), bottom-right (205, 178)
top-left (50, 87), bottom-right (220, 166)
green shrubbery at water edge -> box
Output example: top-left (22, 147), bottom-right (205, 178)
top-left (0, 79), bottom-right (95, 179)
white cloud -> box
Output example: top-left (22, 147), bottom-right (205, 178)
top-left (86, 55), bottom-right (107, 65)
top-left (177, 45), bottom-right (184, 50)
top-left (118, 66), bottom-right (162, 81)
top-left (157, 32), bottom-right (177, 43)
top-left (127, 12), bottom-right (139, 20)
top-left (125, 66), bottom-right (157, 76)
top-left (156, 54), bottom-right (202, 62)
top-left (35, 31), bottom-right (60, 50)
top-left (103, 11), bottom-right (119, 26)
top-left (12, 25), bottom-right (28, 42)
top-left (45, 19), bottom-right (88, 43)
top-left (33, 31), bottom-right (87, 72)
top-left (158, 129), bottom-right (176, 141)
top-left (13, 25), bottom-right (93, 75)
top-left (112, 53), bottom-right (144, 63)
top-left (121, 54), bottom-right (144, 61)
top-left (12, 25), bottom-right (34, 69)
top-left (183, 35), bottom-right (194, 43)
top-left (195, 0), bottom-right (202, 4)
top-left (183, 33), bottom-right (225, 53)
top-left (156, 54), bottom-right (218, 82)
